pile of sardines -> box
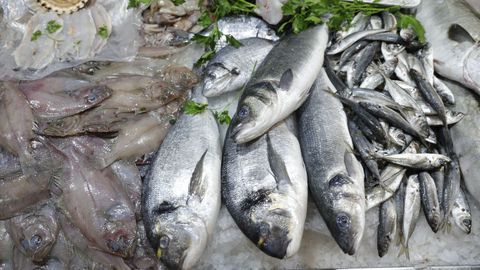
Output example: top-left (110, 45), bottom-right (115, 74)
top-left (1, 0), bottom-right (480, 269)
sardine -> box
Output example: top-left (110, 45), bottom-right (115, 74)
top-left (377, 198), bottom-right (397, 257)
top-left (400, 174), bottom-right (421, 259)
top-left (230, 24), bottom-right (328, 143)
top-left (433, 76), bottom-right (456, 105)
top-left (338, 41), bottom-right (369, 68)
top-left (348, 119), bottom-right (380, 180)
top-left (298, 70), bottom-right (365, 255)
top-left (352, 42), bottom-right (380, 86)
top-left (143, 97), bottom-right (221, 269)
top-left (222, 118), bottom-right (307, 258)
top-left (376, 153), bottom-right (451, 170)
top-left (426, 111), bottom-right (465, 126)
top-left (202, 38), bottom-right (274, 97)
top-left (418, 172), bottom-right (442, 232)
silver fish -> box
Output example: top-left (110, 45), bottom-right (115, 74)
top-left (143, 97), bottom-right (221, 269)
top-left (203, 38), bottom-right (274, 97)
top-left (418, 172), bottom-right (442, 232)
top-left (451, 186), bottom-right (472, 234)
top-left (328, 29), bottom-right (388, 55)
top-left (400, 174), bottom-right (421, 260)
top-left (230, 24), bottom-right (328, 143)
top-left (433, 76), bottom-right (456, 105)
top-left (377, 153), bottom-right (451, 170)
top-left (298, 70), bottom-right (365, 255)
top-left (377, 198), bottom-right (397, 257)
top-left (222, 117), bottom-right (307, 258)
top-left (426, 111), bottom-right (465, 126)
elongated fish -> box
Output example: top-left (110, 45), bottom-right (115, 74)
top-left (222, 117), bottom-right (307, 259)
top-left (418, 172), bottom-right (442, 232)
top-left (377, 198), bottom-right (397, 257)
top-left (230, 24), bottom-right (328, 143)
top-left (400, 174), bottom-right (421, 260)
top-left (142, 96), bottom-right (221, 270)
top-left (298, 70), bottom-right (365, 255)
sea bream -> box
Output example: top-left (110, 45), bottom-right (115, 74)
top-left (222, 117), bottom-right (308, 259)
top-left (142, 95), bottom-right (222, 270)
top-left (230, 24), bottom-right (328, 144)
top-left (297, 70), bottom-right (365, 255)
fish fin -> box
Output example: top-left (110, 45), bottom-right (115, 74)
top-left (266, 134), bottom-right (292, 189)
top-left (279, 69), bottom-right (293, 91)
top-left (188, 150), bottom-right (208, 204)
top-left (344, 149), bottom-right (364, 181)
top-left (397, 243), bottom-right (410, 260)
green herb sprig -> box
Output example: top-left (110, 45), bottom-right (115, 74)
top-left (396, 12), bottom-right (426, 43)
top-left (184, 100), bottom-right (231, 125)
top-left (46, 20), bottom-right (62, 34)
top-left (31, 30), bottom-right (42, 41)
top-left (98, 25), bottom-right (109, 39)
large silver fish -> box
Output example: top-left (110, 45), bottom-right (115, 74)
top-left (297, 70), bottom-right (365, 255)
top-left (416, 0), bottom-right (480, 96)
top-left (230, 24), bottom-right (328, 144)
top-left (222, 117), bottom-right (307, 259)
top-left (142, 96), bottom-right (222, 270)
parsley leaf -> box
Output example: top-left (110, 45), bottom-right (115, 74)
top-left (46, 20), bottom-right (62, 34)
top-left (396, 13), bottom-right (426, 43)
top-left (31, 30), bottom-right (42, 41)
top-left (213, 110), bottom-right (232, 125)
top-left (184, 101), bottom-right (209, 115)
top-left (127, 0), bottom-right (152, 9)
top-left (171, 0), bottom-right (186, 5)
top-left (225, 34), bottom-right (243, 48)
top-left (98, 26), bottom-right (109, 39)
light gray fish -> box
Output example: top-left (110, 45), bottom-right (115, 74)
top-left (328, 29), bottom-right (388, 55)
top-left (426, 111), bottom-right (465, 126)
top-left (376, 153), bottom-right (451, 170)
top-left (298, 70), bottom-right (365, 255)
top-left (230, 24), bottom-right (328, 143)
top-left (222, 117), bottom-right (307, 258)
top-left (142, 96), bottom-right (221, 270)
top-left (352, 42), bottom-right (380, 86)
top-left (433, 76), bottom-right (456, 105)
top-left (451, 186), bottom-right (472, 234)
top-left (418, 172), bottom-right (442, 232)
top-left (203, 38), bottom-right (274, 97)
top-left (369, 15), bottom-right (383, 30)
top-left (394, 181), bottom-right (406, 247)
top-left (400, 174), bottom-right (421, 260)
top-left (377, 198), bottom-right (397, 257)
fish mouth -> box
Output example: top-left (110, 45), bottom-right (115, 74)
top-left (230, 122), bottom-right (256, 144)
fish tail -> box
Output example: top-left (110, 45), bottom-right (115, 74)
top-left (397, 242), bottom-right (410, 260)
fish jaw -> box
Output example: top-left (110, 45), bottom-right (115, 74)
top-left (202, 72), bottom-right (235, 98)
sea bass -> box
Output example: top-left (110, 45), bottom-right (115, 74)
top-left (222, 117), bottom-right (307, 259)
top-left (297, 70), bottom-right (365, 255)
top-left (142, 96), bottom-right (221, 270)
top-left (230, 24), bottom-right (328, 143)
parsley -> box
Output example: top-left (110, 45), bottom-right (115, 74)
top-left (46, 20), bottom-right (62, 34)
top-left (171, 0), bottom-right (186, 5)
top-left (98, 25), bottom-right (109, 39)
top-left (396, 13), bottom-right (426, 43)
top-left (31, 30), bottom-right (42, 41)
top-left (127, 0), bottom-right (152, 9)
top-left (184, 100), bottom-right (231, 125)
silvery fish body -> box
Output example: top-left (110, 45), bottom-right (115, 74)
top-left (143, 99), bottom-right (222, 270)
top-left (230, 24), bottom-right (328, 143)
top-left (222, 117), bottom-right (307, 259)
top-left (298, 70), bottom-right (365, 255)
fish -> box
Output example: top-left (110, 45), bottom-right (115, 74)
top-left (377, 198), bottom-right (397, 257)
top-left (426, 111), bottom-right (465, 126)
top-left (254, 0), bottom-right (287, 25)
top-left (441, 155), bottom-right (461, 228)
top-left (230, 24), bottom-right (328, 143)
top-left (352, 42), bottom-right (380, 86)
top-left (376, 153), bottom-right (451, 170)
top-left (433, 76), bottom-right (456, 105)
top-left (369, 15), bottom-right (383, 30)
top-left (350, 88), bottom-right (405, 112)
top-left (365, 166), bottom-right (406, 211)
top-left (7, 203), bottom-right (58, 262)
top-left (451, 186), bottom-right (472, 234)
top-left (17, 75), bottom-right (109, 118)
top-left (131, 222), bottom-right (159, 270)
top-left (199, 15), bottom-right (279, 50)
top-left (339, 41), bottom-right (369, 69)
top-left (381, 12), bottom-right (397, 30)
top-left (202, 38), bottom-right (274, 97)
top-left (416, 43), bottom-right (434, 85)
top-left (400, 174), bottom-right (421, 259)
top-left (99, 96), bottom-right (186, 168)
top-left (327, 29), bottom-right (388, 55)
top-left (418, 172), bottom-right (442, 232)
top-left (297, 70), bottom-right (365, 255)
top-left (142, 96), bottom-right (221, 270)
top-left (394, 181), bottom-right (406, 246)
top-left (55, 137), bottom-right (137, 258)
top-left (338, 12), bottom-right (369, 40)
top-left (110, 161), bottom-right (143, 220)
top-left (410, 69), bottom-right (448, 127)
top-left (222, 117), bottom-right (308, 259)
top-left (416, 0), bottom-right (480, 96)
top-left (348, 119), bottom-right (380, 180)
top-left (363, 32), bottom-right (405, 44)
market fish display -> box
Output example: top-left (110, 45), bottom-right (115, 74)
top-left (298, 70), bottom-right (365, 255)
top-left (142, 96), bottom-right (222, 269)
top-left (222, 117), bottom-right (308, 258)
top-left (231, 24), bottom-right (328, 143)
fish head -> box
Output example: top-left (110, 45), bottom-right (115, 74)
top-left (147, 208), bottom-right (208, 270)
top-left (464, 44), bottom-right (480, 92)
top-left (36, 116), bottom-right (80, 137)
top-left (104, 203), bottom-right (137, 257)
top-left (15, 215), bottom-right (57, 260)
top-left (326, 173), bottom-right (365, 255)
top-left (202, 63), bottom-right (238, 97)
top-left (71, 85), bottom-right (112, 106)
top-left (452, 205), bottom-right (472, 234)
top-left (230, 85), bottom-right (276, 144)
top-left (381, 43), bottom-right (405, 59)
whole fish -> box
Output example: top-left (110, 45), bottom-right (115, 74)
top-left (418, 172), bottom-right (442, 232)
top-left (394, 181), bottom-right (406, 246)
top-left (7, 203), bottom-right (58, 262)
top-left (110, 161), bottom-right (143, 220)
top-left (377, 198), bottom-right (397, 257)
top-left (363, 32), bottom-right (405, 44)
top-left (416, 0), bottom-right (480, 95)
top-left (56, 138), bottom-right (137, 258)
top-left (451, 186), bottom-right (472, 234)
top-left (142, 97), bottom-right (221, 270)
top-left (222, 118), bottom-right (307, 259)
top-left (338, 41), bottom-right (369, 68)
top-left (426, 111), bottom-right (465, 126)
top-left (416, 43), bottom-right (434, 85)
top-left (202, 38), bottom-right (274, 97)
top-left (441, 155), bottom-right (461, 228)
top-left (230, 24), bottom-right (328, 143)
top-left (352, 42), bottom-right (380, 86)
top-left (376, 153), bottom-right (451, 170)
top-left (400, 174), bottom-right (421, 260)
top-left (298, 70), bottom-right (365, 255)
top-left (433, 76), bottom-right (455, 105)
top-left (0, 147), bottom-right (21, 179)
top-left (348, 119), bottom-right (380, 180)
top-left (18, 77), bottom-right (111, 119)
top-left (327, 29), bottom-right (388, 55)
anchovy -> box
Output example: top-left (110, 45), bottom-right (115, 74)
top-left (418, 172), bottom-right (442, 232)
top-left (376, 153), bottom-right (451, 169)
top-left (377, 198), bottom-right (397, 257)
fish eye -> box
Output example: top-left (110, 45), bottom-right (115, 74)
top-left (207, 73), bottom-right (216, 80)
top-left (230, 67), bottom-right (240, 75)
top-left (237, 106), bottom-right (250, 119)
top-left (159, 235), bottom-right (170, 249)
top-left (86, 93), bottom-right (98, 104)
top-left (31, 235), bottom-right (43, 247)
top-left (259, 223), bottom-right (270, 237)
top-left (336, 213), bottom-right (351, 230)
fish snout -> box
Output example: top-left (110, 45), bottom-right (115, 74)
top-left (256, 222), bottom-right (290, 259)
